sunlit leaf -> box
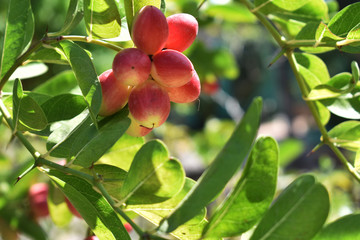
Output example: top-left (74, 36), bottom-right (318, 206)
top-left (328, 121), bottom-right (360, 152)
top-left (250, 175), bottom-right (329, 240)
top-left (47, 182), bottom-right (72, 227)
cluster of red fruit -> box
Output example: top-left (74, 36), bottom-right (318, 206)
top-left (98, 5), bottom-right (199, 137)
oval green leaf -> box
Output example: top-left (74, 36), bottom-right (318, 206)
top-left (159, 97), bottom-right (262, 233)
top-left (203, 136), bottom-right (279, 238)
top-left (328, 121), bottom-right (360, 152)
top-left (47, 182), bottom-right (73, 227)
top-left (250, 174), bottom-right (329, 240)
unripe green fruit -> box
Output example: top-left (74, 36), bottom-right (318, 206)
top-left (165, 13), bottom-right (198, 52)
top-left (112, 48), bottom-right (151, 86)
top-left (151, 49), bottom-right (194, 87)
top-left (164, 71), bottom-right (201, 103)
top-left (132, 5), bottom-right (168, 55)
top-left (98, 69), bottom-right (131, 116)
top-left (128, 79), bottom-right (170, 128)
top-left (126, 113), bottom-right (152, 137)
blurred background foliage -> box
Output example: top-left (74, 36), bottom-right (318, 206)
top-left (1, 0), bottom-right (360, 239)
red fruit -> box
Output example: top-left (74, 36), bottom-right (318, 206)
top-left (165, 13), bottom-right (198, 52)
top-left (128, 80), bottom-right (170, 128)
top-left (28, 183), bottom-right (49, 219)
top-left (98, 69), bottom-right (132, 116)
top-left (132, 5), bottom-right (169, 55)
top-left (202, 80), bottom-right (220, 95)
top-left (112, 48), bottom-right (151, 86)
top-left (126, 113), bottom-right (152, 137)
top-left (84, 236), bottom-right (99, 240)
top-left (151, 49), bottom-right (194, 87)
top-left (65, 198), bottom-right (82, 218)
top-left (164, 71), bottom-right (201, 103)
top-left (124, 223), bottom-right (133, 232)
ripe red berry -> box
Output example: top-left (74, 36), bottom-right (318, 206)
top-left (164, 71), bottom-right (201, 103)
top-left (112, 48), bottom-right (151, 86)
top-left (84, 236), bottom-right (99, 240)
top-left (98, 69), bottom-right (132, 116)
top-left (131, 5), bottom-right (169, 55)
top-left (128, 80), bottom-right (170, 128)
top-left (151, 49), bottom-right (194, 88)
top-left (124, 223), bottom-right (133, 232)
top-left (28, 183), bottom-right (49, 219)
top-left (202, 79), bottom-right (220, 95)
top-left (165, 13), bottom-right (198, 52)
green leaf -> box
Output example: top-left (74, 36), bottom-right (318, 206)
top-left (84, 0), bottom-right (122, 39)
top-left (250, 175), bottom-right (329, 240)
top-left (47, 182), bottom-right (73, 227)
top-left (255, 0), bottom-right (311, 11)
top-left (48, 170), bottom-right (131, 240)
top-left (328, 2), bottom-right (360, 38)
top-left (9, 63), bottom-right (48, 80)
top-left (41, 94), bottom-right (87, 123)
top-left (58, 41), bottom-right (102, 125)
top-left (12, 79), bottom-right (24, 129)
top-left (99, 134), bottom-right (145, 171)
top-left (315, 101), bottom-right (330, 126)
top-left (355, 151), bottom-right (360, 171)
top-left (0, 0), bottom-right (34, 79)
top-left (33, 70), bottom-right (79, 96)
top-left (119, 140), bottom-right (185, 205)
top-left (72, 110), bottom-right (130, 167)
top-left (48, 0), bottom-right (84, 36)
top-left (307, 73), bottom-right (357, 100)
top-left (29, 47), bottom-right (69, 65)
top-left (203, 137), bottom-right (279, 238)
top-left (294, 52), bottom-right (330, 89)
top-left (315, 21), bottom-right (343, 43)
top-left (159, 97), bottom-right (262, 233)
top-left (124, 0), bottom-right (161, 31)
top-left (313, 214), bottom-right (360, 240)
top-left (127, 178), bottom-right (210, 240)
top-left (205, 3), bottom-right (256, 23)
top-left (328, 121), bottom-right (360, 152)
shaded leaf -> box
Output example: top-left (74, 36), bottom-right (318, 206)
top-left (203, 137), bottom-right (279, 238)
top-left (120, 140), bottom-right (185, 205)
top-left (84, 0), bottom-right (122, 39)
top-left (0, 0), bottom-right (34, 79)
top-left (328, 121), bottom-right (360, 152)
top-left (159, 97), bottom-right (262, 233)
top-left (57, 41), bottom-right (102, 125)
top-left (29, 48), bottom-right (69, 65)
top-left (313, 214), bottom-right (360, 240)
top-left (48, 170), bottom-right (131, 240)
top-left (250, 175), bottom-right (329, 240)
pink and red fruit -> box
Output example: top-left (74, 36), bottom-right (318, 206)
top-left (165, 13), bottom-right (198, 52)
top-left (84, 236), bottom-right (99, 240)
top-left (126, 113), bottom-right (152, 137)
top-left (28, 183), bottom-right (49, 219)
top-left (132, 5), bottom-right (169, 55)
top-left (128, 80), bottom-right (170, 128)
top-left (65, 198), bottom-right (82, 218)
top-left (164, 71), bottom-right (201, 103)
top-left (112, 48), bottom-right (151, 86)
top-left (151, 49), bottom-right (194, 88)
top-left (124, 223), bottom-right (133, 232)
top-left (98, 69), bottom-right (132, 116)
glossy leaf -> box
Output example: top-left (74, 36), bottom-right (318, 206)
top-left (159, 97), bottom-right (262, 233)
top-left (127, 178), bottom-right (210, 240)
top-left (12, 79), bottom-right (24, 129)
top-left (328, 121), bottom-right (360, 152)
top-left (315, 21), bottom-right (343, 43)
top-left (9, 63), bottom-right (48, 80)
top-left (250, 175), bottom-right (329, 240)
top-left (0, 0), bottom-right (34, 79)
top-left (124, 0), bottom-right (161, 31)
top-left (48, 0), bottom-right (84, 36)
top-left (33, 70), bottom-right (79, 96)
top-left (48, 170), bottom-right (131, 240)
top-left (328, 2), bottom-right (360, 38)
top-left (72, 110), bottom-right (130, 167)
top-left (29, 48), bottom-right (69, 65)
top-left (47, 182), bottom-right (72, 227)
top-left (41, 94), bottom-right (87, 123)
top-left (119, 140), bottom-right (185, 205)
top-left (58, 41), bottom-right (102, 125)
top-left (84, 0), bottom-right (121, 39)
top-left (313, 214), bottom-right (360, 240)
top-left (203, 137), bottom-right (279, 238)
top-left (295, 52), bottom-right (330, 89)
